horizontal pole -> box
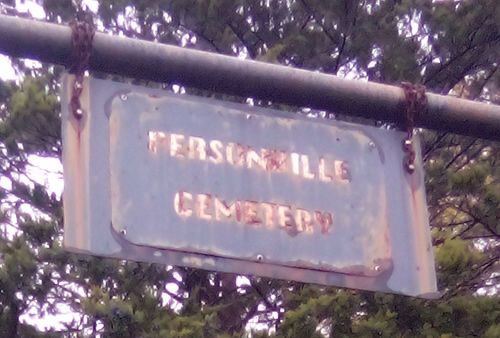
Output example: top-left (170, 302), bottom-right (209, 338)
top-left (0, 14), bottom-right (499, 141)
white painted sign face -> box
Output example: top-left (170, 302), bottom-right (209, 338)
top-left (62, 76), bottom-right (437, 298)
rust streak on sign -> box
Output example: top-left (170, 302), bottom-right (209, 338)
top-left (107, 90), bottom-right (392, 275)
top-left (62, 76), bottom-right (438, 298)
top-left (62, 75), bottom-right (89, 251)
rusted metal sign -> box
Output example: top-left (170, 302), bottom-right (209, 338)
top-left (62, 76), bottom-right (438, 298)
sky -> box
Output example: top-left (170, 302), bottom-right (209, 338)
top-left (0, 1), bottom-right (70, 331)
top-left (0, 3), bottom-right (183, 332)
top-left (0, 0), bottom-right (44, 79)
top-left (2, 0), bottom-right (497, 333)
top-left (0, 0), bottom-right (102, 194)
top-left (0, 1), bottom-right (404, 332)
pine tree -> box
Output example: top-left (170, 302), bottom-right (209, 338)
top-left (0, 0), bottom-right (498, 336)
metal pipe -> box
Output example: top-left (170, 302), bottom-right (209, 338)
top-left (0, 14), bottom-right (499, 141)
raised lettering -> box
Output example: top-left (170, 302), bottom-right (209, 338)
top-left (197, 194), bottom-right (212, 220)
top-left (150, 131), bottom-right (351, 185)
top-left (227, 143), bottom-right (245, 166)
top-left (148, 131), bottom-right (169, 154)
top-left (315, 211), bottom-right (333, 235)
top-left (291, 153), bottom-right (300, 176)
top-left (277, 205), bottom-right (294, 228)
top-left (301, 155), bottom-right (315, 179)
top-left (296, 209), bottom-right (313, 233)
top-left (244, 201), bottom-right (261, 225)
top-left (189, 136), bottom-right (207, 160)
top-left (264, 149), bottom-right (288, 172)
top-left (170, 134), bottom-right (186, 158)
top-left (174, 191), bottom-right (333, 236)
top-left (318, 158), bottom-right (333, 182)
top-left (174, 191), bottom-right (193, 217)
top-left (246, 148), bottom-right (267, 170)
top-left (214, 197), bottom-right (237, 221)
top-left (208, 140), bottom-right (223, 164)
top-left (335, 160), bottom-right (350, 182)
top-left (260, 202), bottom-right (276, 227)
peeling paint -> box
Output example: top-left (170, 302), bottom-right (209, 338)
top-left (62, 76), bottom-right (437, 298)
top-left (182, 256), bottom-right (216, 267)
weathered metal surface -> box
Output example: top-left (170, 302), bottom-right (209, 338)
top-left (1, 14), bottom-right (500, 141)
top-left (62, 75), bottom-right (438, 298)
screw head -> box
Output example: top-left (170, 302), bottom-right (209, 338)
top-left (403, 139), bottom-right (414, 152)
top-left (119, 229), bottom-right (127, 236)
top-left (256, 254), bottom-right (263, 262)
top-left (121, 94), bottom-right (128, 101)
top-left (74, 108), bottom-right (84, 118)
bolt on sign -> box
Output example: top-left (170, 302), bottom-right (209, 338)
top-left (62, 75), bottom-right (438, 298)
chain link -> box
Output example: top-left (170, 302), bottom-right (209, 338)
top-left (69, 21), bottom-right (95, 120)
top-left (401, 82), bottom-right (427, 173)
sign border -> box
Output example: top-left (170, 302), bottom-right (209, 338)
top-left (62, 75), bottom-right (438, 298)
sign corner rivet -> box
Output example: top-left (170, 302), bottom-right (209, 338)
top-left (75, 108), bottom-right (84, 118)
top-left (121, 94), bottom-right (128, 101)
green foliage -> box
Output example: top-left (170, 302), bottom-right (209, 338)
top-left (0, 76), bottom-right (60, 156)
top-left (0, 0), bottom-right (498, 336)
top-left (434, 238), bottom-right (488, 289)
